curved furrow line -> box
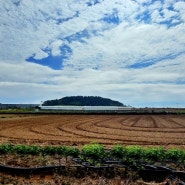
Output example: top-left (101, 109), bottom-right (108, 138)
top-left (57, 118), bottom-right (106, 139)
top-left (58, 116), bottom-right (111, 134)
top-left (94, 119), bottom-right (185, 133)
top-left (136, 115), bottom-right (158, 128)
top-left (85, 116), bottom-right (185, 139)
top-left (0, 115), bottom-right (185, 148)
top-left (0, 116), bottom-right (48, 130)
top-left (0, 122), bottom-right (28, 132)
top-left (57, 117), bottom-right (130, 141)
top-left (95, 116), bottom-right (125, 127)
top-left (131, 115), bottom-right (144, 127)
top-left (30, 120), bottom-right (78, 137)
top-left (29, 115), bottom-right (100, 138)
top-left (0, 117), bottom-right (73, 140)
top-left (169, 115), bottom-right (185, 127)
top-left (72, 119), bottom-right (185, 142)
top-left (150, 116), bottom-right (173, 128)
top-left (1, 132), bottom-right (184, 147)
top-left (2, 128), bottom-right (184, 147)
top-left (94, 122), bottom-right (123, 131)
top-left (127, 115), bottom-right (142, 127)
top-left (76, 116), bottom-right (120, 133)
top-left (29, 122), bottom-right (65, 136)
top-left (29, 127), bottom-right (64, 137)
top-left (0, 125), bottom-right (44, 140)
top-left (149, 115), bottom-right (158, 128)
top-left (159, 115), bottom-right (185, 128)
top-left (75, 116), bottom-right (128, 136)
top-left (118, 125), bottom-right (185, 133)
top-left (0, 120), bottom-right (90, 142)
top-left (120, 117), bottom-right (136, 127)
top-left (77, 123), bottom-right (184, 144)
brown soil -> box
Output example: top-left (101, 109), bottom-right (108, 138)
top-left (0, 173), bottom-right (172, 185)
top-left (0, 114), bottom-right (184, 148)
top-left (0, 114), bottom-right (184, 184)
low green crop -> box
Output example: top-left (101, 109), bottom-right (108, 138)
top-left (142, 147), bottom-right (166, 162)
top-left (14, 144), bottom-right (40, 155)
top-left (57, 146), bottom-right (80, 162)
top-left (0, 143), bottom-right (184, 166)
top-left (166, 148), bottom-right (185, 163)
top-left (125, 146), bottom-right (143, 159)
top-left (41, 146), bottom-right (57, 156)
top-left (111, 145), bottom-right (125, 159)
top-left (0, 143), bottom-right (14, 154)
top-left (81, 143), bottom-right (106, 165)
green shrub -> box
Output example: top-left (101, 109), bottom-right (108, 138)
top-left (111, 145), bottom-right (125, 159)
top-left (57, 146), bottom-right (80, 158)
top-left (0, 143), bottom-right (14, 154)
top-left (142, 147), bottom-right (166, 162)
top-left (81, 143), bottom-right (106, 165)
top-left (65, 146), bottom-right (80, 158)
top-left (166, 148), bottom-right (185, 163)
top-left (14, 144), bottom-right (40, 155)
top-left (0, 143), bottom-right (184, 166)
top-left (41, 146), bottom-right (57, 156)
top-left (125, 146), bottom-right (143, 159)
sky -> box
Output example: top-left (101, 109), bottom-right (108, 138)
top-left (0, 0), bottom-right (185, 108)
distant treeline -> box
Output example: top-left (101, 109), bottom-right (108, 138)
top-left (43, 96), bottom-right (125, 106)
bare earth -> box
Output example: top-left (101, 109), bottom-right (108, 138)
top-left (0, 114), bottom-right (184, 184)
top-left (0, 114), bottom-right (184, 149)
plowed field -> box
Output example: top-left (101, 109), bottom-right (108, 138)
top-left (0, 114), bottom-right (185, 148)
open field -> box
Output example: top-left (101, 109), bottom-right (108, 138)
top-left (0, 114), bottom-right (184, 149)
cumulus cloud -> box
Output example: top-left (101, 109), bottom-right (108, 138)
top-left (50, 40), bottom-right (63, 56)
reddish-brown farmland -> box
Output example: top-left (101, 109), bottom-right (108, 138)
top-left (0, 114), bottom-right (184, 148)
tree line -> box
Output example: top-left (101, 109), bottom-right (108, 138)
top-left (43, 96), bottom-right (125, 106)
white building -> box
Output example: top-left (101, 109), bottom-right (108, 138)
top-left (39, 105), bottom-right (132, 112)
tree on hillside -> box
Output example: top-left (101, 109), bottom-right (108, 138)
top-left (43, 96), bottom-right (125, 106)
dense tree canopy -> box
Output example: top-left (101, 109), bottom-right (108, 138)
top-left (43, 96), bottom-right (125, 106)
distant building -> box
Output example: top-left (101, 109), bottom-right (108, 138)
top-left (39, 105), bottom-right (132, 112)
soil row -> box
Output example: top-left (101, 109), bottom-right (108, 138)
top-left (0, 114), bottom-right (184, 148)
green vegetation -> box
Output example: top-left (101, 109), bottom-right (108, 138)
top-left (0, 144), bottom-right (80, 157)
top-left (81, 143), bottom-right (106, 165)
top-left (0, 143), bottom-right (184, 166)
top-left (42, 96), bottom-right (125, 106)
top-left (110, 145), bottom-right (185, 165)
top-left (14, 144), bottom-right (40, 155)
top-left (111, 144), bottom-right (126, 159)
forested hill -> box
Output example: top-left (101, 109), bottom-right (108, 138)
top-left (42, 96), bottom-right (125, 106)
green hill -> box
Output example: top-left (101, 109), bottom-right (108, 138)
top-left (43, 96), bottom-right (125, 106)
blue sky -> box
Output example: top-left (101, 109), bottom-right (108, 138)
top-left (0, 0), bottom-right (185, 107)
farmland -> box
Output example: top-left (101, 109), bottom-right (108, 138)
top-left (0, 113), bottom-right (185, 184)
top-left (0, 114), bottom-right (184, 148)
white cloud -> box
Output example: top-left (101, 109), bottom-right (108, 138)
top-left (173, 1), bottom-right (185, 12)
top-left (162, 8), bottom-right (178, 20)
top-left (1, 66), bottom-right (184, 106)
top-left (64, 22), bottom-right (185, 70)
top-left (50, 40), bottom-right (63, 56)
top-left (173, 1), bottom-right (185, 21)
top-left (34, 50), bottom-right (49, 60)
top-left (0, 60), bottom-right (58, 83)
top-left (135, 0), bottom-right (152, 4)
top-left (0, 0), bottom-right (185, 107)
top-left (148, 1), bottom-right (162, 11)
